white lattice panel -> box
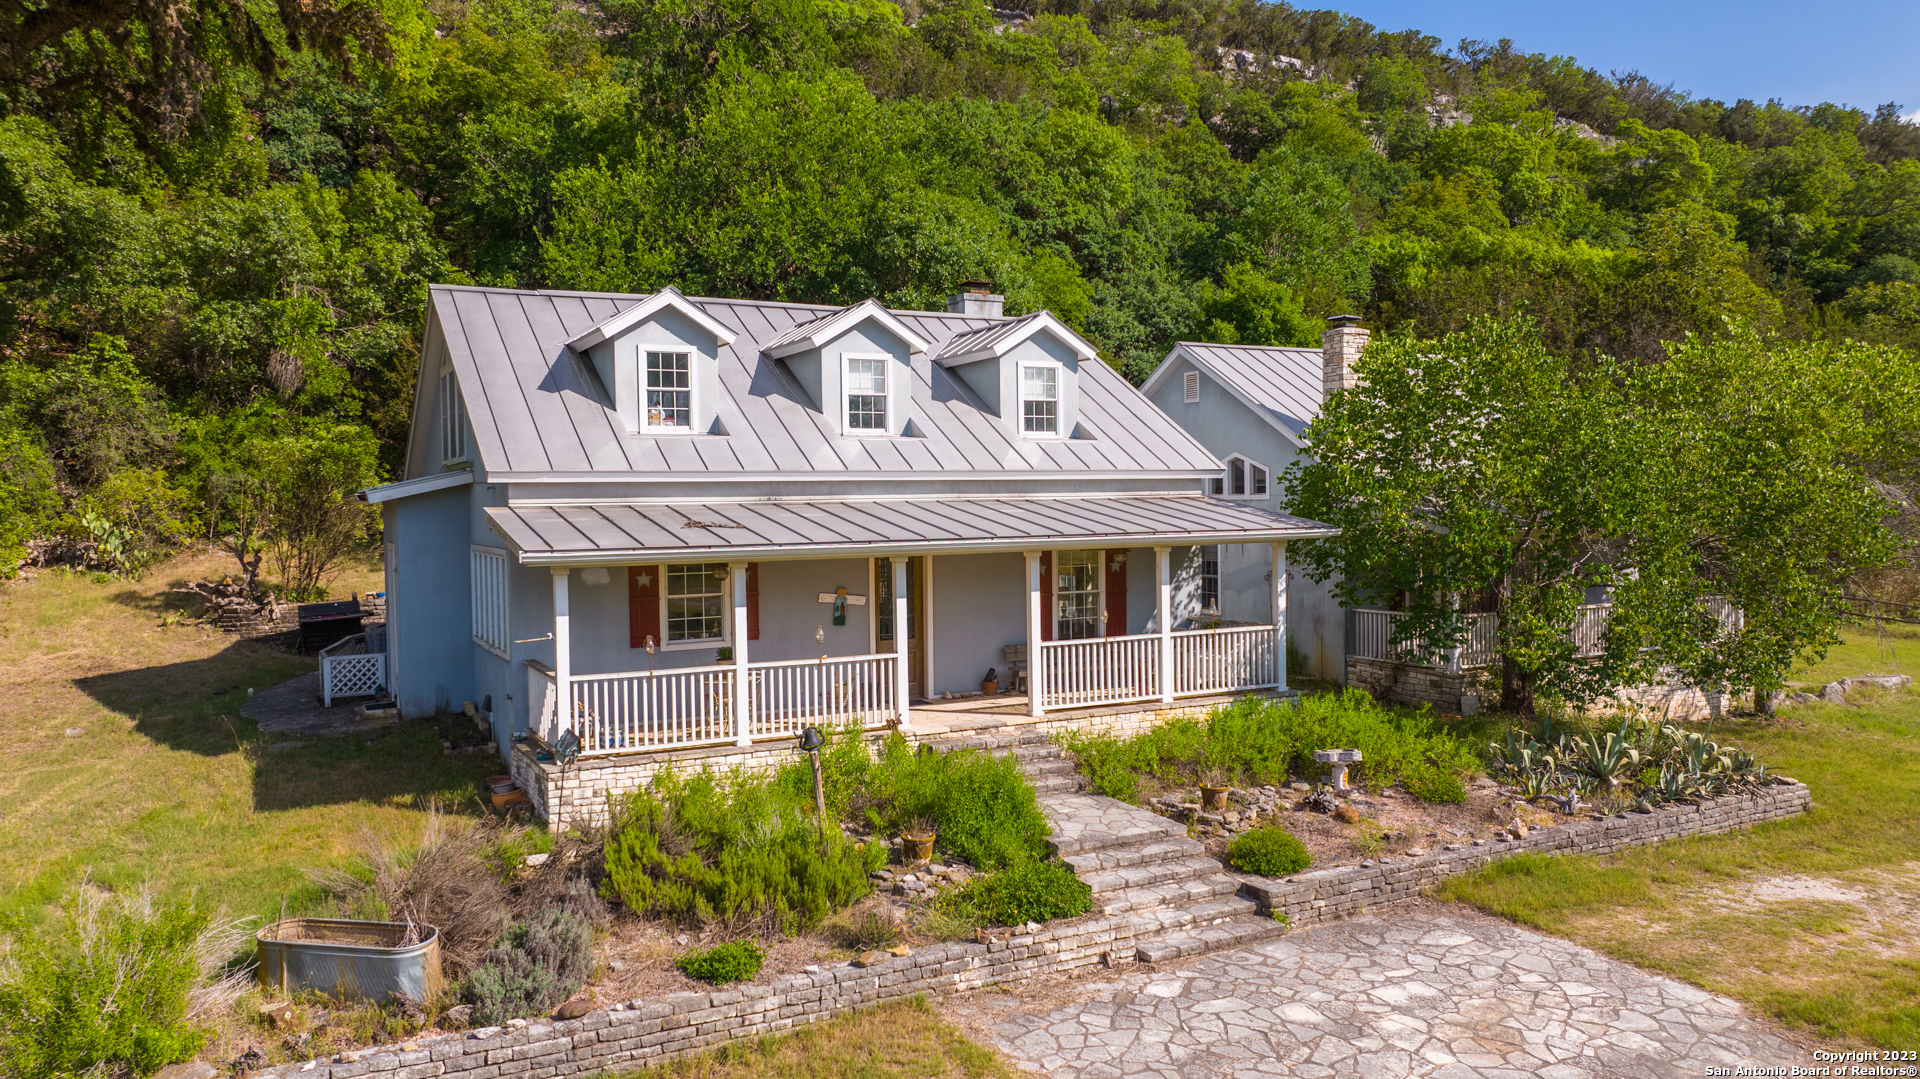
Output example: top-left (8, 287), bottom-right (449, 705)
top-left (323, 654), bottom-right (386, 705)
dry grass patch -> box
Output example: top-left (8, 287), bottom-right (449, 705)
top-left (593, 997), bottom-right (1014, 1079)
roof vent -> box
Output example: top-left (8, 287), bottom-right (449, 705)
top-left (1322, 314), bottom-right (1369, 396)
top-left (947, 282), bottom-right (1004, 318)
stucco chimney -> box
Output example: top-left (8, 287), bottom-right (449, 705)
top-left (947, 280), bottom-right (1004, 318)
top-left (1321, 314), bottom-right (1369, 396)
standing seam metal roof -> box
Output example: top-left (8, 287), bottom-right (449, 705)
top-left (1154, 341), bottom-right (1325, 443)
top-left (425, 286), bottom-right (1222, 478)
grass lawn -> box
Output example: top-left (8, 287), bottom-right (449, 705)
top-left (596, 998), bottom-right (1013, 1079)
top-left (1438, 623), bottom-right (1920, 1049)
top-left (0, 550), bottom-right (498, 926)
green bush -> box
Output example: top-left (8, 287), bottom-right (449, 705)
top-left (601, 768), bottom-right (883, 934)
top-left (1227, 827), bottom-right (1313, 876)
top-left (1058, 690), bottom-right (1476, 801)
top-left (942, 861), bottom-right (1092, 927)
top-left (676, 940), bottom-right (766, 984)
top-left (0, 886), bottom-right (232, 1078)
top-left (465, 907), bottom-right (595, 1026)
top-left (860, 736), bottom-right (1050, 870)
top-left (1407, 769), bottom-right (1468, 804)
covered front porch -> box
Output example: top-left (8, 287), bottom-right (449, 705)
top-left (488, 494), bottom-right (1335, 760)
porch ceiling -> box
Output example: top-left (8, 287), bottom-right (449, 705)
top-left (484, 495), bottom-right (1338, 565)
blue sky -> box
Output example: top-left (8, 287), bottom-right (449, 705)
top-left (1334, 1), bottom-right (1920, 117)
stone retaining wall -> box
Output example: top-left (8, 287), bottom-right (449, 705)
top-left (1242, 781), bottom-right (1813, 926)
top-left (515, 693), bottom-right (1277, 831)
top-left (249, 781), bottom-right (1811, 1079)
top-left (1344, 657), bottom-right (1477, 712)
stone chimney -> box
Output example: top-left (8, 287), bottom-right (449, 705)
top-left (947, 280), bottom-right (1004, 318)
top-left (1321, 314), bottom-right (1369, 396)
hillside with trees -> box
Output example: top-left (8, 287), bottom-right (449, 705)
top-left (3, 0), bottom-right (1919, 583)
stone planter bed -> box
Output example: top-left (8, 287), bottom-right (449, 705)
top-left (245, 779), bottom-right (1812, 1079)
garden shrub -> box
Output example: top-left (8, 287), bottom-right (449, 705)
top-left (861, 735), bottom-right (1050, 870)
top-left (676, 940), bottom-right (766, 984)
top-left (1407, 769), bottom-right (1468, 804)
top-left (1058, 690), bottom-right (1476, 800)
top-left (0, 885), bottom-right (246, 1079)
top-left (465, 907), bottom-right (595, 1025)
top-left (942, 861), bottom-right (1092, 927)
top-left (1227, 827), bottom-right (1313, 876)
top-left (601, 768), bottom-right (883, 934)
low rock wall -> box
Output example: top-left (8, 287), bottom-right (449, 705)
top-left (248, 781), bottom-right (1811, 1079)
top-left (1243, 781), bottom-right (1814, 926)
top-left (1344, 657), bottom-right (1477, 712)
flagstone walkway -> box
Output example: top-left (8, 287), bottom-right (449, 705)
top-left (945, 906), bottom-right (1809, 1079)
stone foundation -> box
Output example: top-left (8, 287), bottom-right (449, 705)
top-left (514, 692), bottom-right (1281, 831)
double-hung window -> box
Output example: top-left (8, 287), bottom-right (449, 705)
top-left (439, 366), bottom-right (467, 465)
top-left (665, 563), bottom-right (727, 644)
top-left (1055, 550), bottom-right (1101, 639)
top-left (645, 351), bottom-right (692, 430)
top-left (1021, 364), bottom-right (1058, 435)
top-left (845, 355), bottom-right (887, 433)
top-left (1200, 545), bottom-right (1220, 615)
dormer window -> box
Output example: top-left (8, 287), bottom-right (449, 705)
top-left (1210, 454), bottom-right (1269, 498)
top-left (845, 354), bottom-right (888, 433)
top-left (646, 351), bottom-right (692, 430)
top-left (1021, 364), bottom-right (1059, 435)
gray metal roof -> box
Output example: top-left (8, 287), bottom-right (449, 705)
top-left (1145, 342), bottom-right (1324, 443)
top-left (485, 495), bottom-right (1338, 564)
top-left (425, 286), bottom-right (1221, 479)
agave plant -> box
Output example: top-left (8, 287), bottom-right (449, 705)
top-left (1651, 763), bottom-right (1701, 804)
top-left (1571, 730), bottom-right (1642, 790)
top-left (1489, 729), bottom-right (1548, 776)
top-left (1516, 767), bottom-right (1556, 802)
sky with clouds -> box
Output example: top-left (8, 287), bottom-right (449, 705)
top-left (1335, 0), bottom-right (1920, 118)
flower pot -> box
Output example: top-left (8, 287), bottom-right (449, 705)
top-left (1198, 785), bottom-right (1230, 811)
top-left (981, 680), bottom-right (999, 695)
top-left (901, 832), bottom-right (936, 863)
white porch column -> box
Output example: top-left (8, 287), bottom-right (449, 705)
top-left (551, 567), bottom-right (571, 738)
top-left (1025, 551), bottom-right (1044, 718)
top-left (891, 555), bottom-right (913, 731)
top-left (1156, 546), bottom-right (1173, 703)
top-left (731, 561), bottom-right (751, 747)
top-left (1271, 541), bottom-right (1288, 690)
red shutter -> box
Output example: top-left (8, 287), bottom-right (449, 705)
top-left (629, 565), bottom-right (661, 649)
top-left (1039, 551), bottom-right (1054, 642)
top-left (1104, 549), bottom-right (1128, 636)
top-left (746, 562), bottom-right (760, 641)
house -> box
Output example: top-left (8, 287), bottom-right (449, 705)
top-left (357, 283), bottom-right (1337, 823)
top-left (1138, 317), bottom-right (1369, 686)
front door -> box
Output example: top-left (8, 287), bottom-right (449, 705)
top-left (875, 558), bottom-right (925, 701)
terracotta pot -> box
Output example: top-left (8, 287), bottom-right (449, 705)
top-left (981, 680), bottom-right (999, 695)
top-left (901, 833), bottom-right (936, 863)
top-left (1198, 785), bottom-right (1230, 811)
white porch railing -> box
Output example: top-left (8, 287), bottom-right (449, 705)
top-left (1038, 633), bottom-right (1160, 710)
top-left (1172, 625), bottom-right (1281, 695)
top-left (568, 653), bottom-right (898, 756)
top-left (1349, 609), bottom-right (1501, 670)
top-left (319, 633), bottom-right (386, 706)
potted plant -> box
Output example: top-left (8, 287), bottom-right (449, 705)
top-left (981, 666), bottom-right (999, 695)
top-left (1198, 765), bottom-right (1231, 811)
top-left (899, 817), bottom-right (937, 863)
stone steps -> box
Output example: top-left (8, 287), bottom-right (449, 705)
top-left (1133, 914), bottom-right (1289, 964)
top-left (1126, 894), bottom-right (1262, 935)
top-left (1029, 772), bottom-right (1081, 795)
top-left (1095, 872), bottom-right (1242, 915)
top-left (1079, 854), bottom-right (1225, 896)
top-left (1062, 837), bottom-right (1206, 874)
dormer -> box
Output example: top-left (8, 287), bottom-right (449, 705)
top-left (763, 300), bottom-right (929, 437)
top-left (932, 312), bottom-right (1099, 440)
top-left (567, 286), bottom-right (739, 435)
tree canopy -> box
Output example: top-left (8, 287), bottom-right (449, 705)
top-left (2, 0), bottom-right (1918, 583)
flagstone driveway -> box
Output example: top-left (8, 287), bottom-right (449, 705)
top-left (945, 906), bottom-right (1811, 1079)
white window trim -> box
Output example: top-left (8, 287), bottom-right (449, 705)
top-left (439, 364), bottom-right (468, 466)
top-left (641, 348), bottom-right (697, 434)
top-left (1053, 549), bottom-right (1106, 640)
top-left (1019, 360), bottom-right (1064, 439)
top-left (1216, 454), bottom-right (1270, 500)
top-left (658, 562), bottom-right (733, 651)
top-left (840, 351), bottom-right (893, 437)
top-left (471, 544), bottom-right (509, 658)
